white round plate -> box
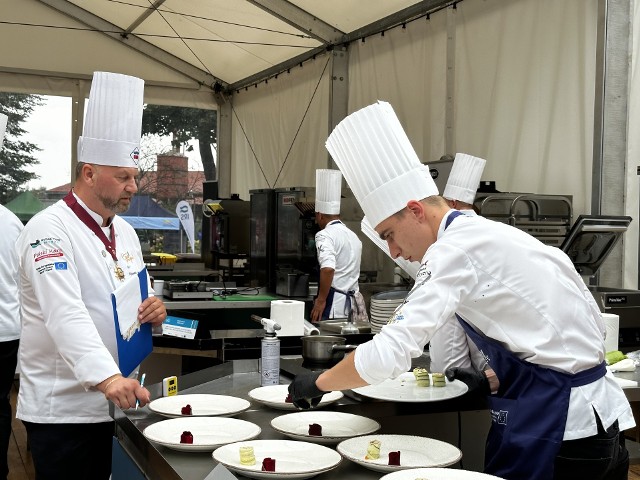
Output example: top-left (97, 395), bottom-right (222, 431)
top-left (270, 411), bottom-right (381, 444)
top-left (248, 384), bottom-right (343, 410)
top-left (337, 434), bottom-right (461, 473)
top-left (371, 290), bottom-right (409, 302)
top-left (213, 439), bottom-right (342, 479)
top-left (380, 467), bottom-right (505, 479)
top-left (148, 393), bottom-right (251, 418)
top-left (143, 417), bottom-right (261, 452)
top-left (352, 372), bottom-right (468, 402)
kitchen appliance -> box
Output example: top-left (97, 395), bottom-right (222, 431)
top-left (162, 280), bottom-right (237, 300)
top-left (559, 214), bottom-right (640, 351)
top-left (208, 196), bottom-right (250, 255)
top-left (249, 187), bottom-right (319, 294)
top-left (475, 192), bottom-right (573, 246)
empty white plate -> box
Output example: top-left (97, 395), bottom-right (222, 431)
top-left (337, 434), bottom-right (461, 473)
top-left (270, 411), bottom-right (380, 444)
top-left (248, 384), bottom-right (343, 411)
top-left (379, 467), bottom-right (505, 479)
top-left (148, 393), bottom-right (251, 418)
top-left (213, 439), bottom-right (342, 479)
top-left (143, 416), bottom-right (261, 452)
top-left (352, 372), bottom-right (468, 403)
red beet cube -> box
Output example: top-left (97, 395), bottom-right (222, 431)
top-left (308, 423), bottom-right (322, 436)
top-left (180, 431), bottom-right (193, 444)
top-left (388, 451), bottom-right (401, 466)
top-left (181, 404), bottom-right (192, 415)
top-left (261, 457), bottom-right (276, 471)
top-left (284, 394), bottom-right (293, 403)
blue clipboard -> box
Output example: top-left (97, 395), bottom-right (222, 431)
top-left (111, 268), bottom-right (152, 377)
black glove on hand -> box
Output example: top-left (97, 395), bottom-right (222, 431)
top-left (288, 371), bottom-right (325, 410)
top-left (445, 366), bottom-right (490, 395)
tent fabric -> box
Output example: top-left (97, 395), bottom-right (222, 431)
top-left (120, 195), bottom-right (179, 230)
top-left (5, 191), bottom-right (45, 222)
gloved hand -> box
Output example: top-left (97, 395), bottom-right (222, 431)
top-left (287, 371), bottom-right (325, 410)
top-left (445, 366), bottom-right (490, 395)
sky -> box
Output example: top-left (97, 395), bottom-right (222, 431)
top-left (22, 95), bottom-right (206, 191)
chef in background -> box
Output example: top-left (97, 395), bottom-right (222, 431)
top-left (310, 169), bottom-right (367, 323)
top-left (15, 72), bottom-right (166, 480)
top-left (289, 101), bottom-right (633, 480)
top-left (429, 153), bottom-right (487, 373)
top-left (0, 113), bottom-right (23, 480)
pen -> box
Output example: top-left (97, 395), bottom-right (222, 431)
top-left (135, 372), bottom-right (146, 410)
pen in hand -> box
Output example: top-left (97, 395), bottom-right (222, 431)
top-left (135, 372), bottom-right (146, 410)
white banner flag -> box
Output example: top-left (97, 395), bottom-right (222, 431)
top-left (176, 200), bottom-right (195, 253)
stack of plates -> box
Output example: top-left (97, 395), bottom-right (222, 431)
top-left (369, 290), bottom-right (409, 333)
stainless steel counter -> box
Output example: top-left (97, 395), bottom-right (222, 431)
top-left (113, 358), bottom-right (491, 480)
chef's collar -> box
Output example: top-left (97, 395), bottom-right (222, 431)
top-left (71, 190), bottom-right (114, 228)
top-left (437, 209), bottom-right (459, 239)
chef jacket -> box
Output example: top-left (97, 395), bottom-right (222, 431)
top-left (355, 210), bottom-right (634, 440)
top-left (15, 194), bottom-right (151, 423)
top-left (315, 220), bottom-right (362, 318)
top-left (429, 209), bottom-right (484, 372)
top-left (0, 205), bottom-right (23, 342)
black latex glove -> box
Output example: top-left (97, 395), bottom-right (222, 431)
top-left (445, 366), bottom-right (490, 395)
top-left (287, 371), bottom-right (325, 410)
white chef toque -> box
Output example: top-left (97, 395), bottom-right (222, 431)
top-left (0, 113), bottom-right (7, 146)
top-left (326, 101), bottom-right (439, 229)
top-left (315, 169), bottom-right (342, 214)
top-left (443, 153), bottom-right (487, 204)
top-left (78, 72), bottom-right (145, 168)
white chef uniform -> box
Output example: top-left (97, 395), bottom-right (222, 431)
top-left (15, 71), bottom-right (149, 423)
top-left (0, 204), bottom-right (22, 343)
top-left (315, 221), bottom-right (363, 318)
top-left (315, 169), bottom-right (363, 319)
top-left (430, 153), bottom-right (487, 372)
top-left (326, 101), bottom-right (634, 443)
top-left (16, 195), bottom-right (148, 422)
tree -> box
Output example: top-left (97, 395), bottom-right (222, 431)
top-left (141, 105), bottom-right (217, 181)
top-left (0, 93), bottom-right (43, 204)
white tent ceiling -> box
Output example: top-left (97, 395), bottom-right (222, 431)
top-left (0, 0), bottom-right (448, 104)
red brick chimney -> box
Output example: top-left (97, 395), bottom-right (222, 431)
top-left (156, 153), bottom-right (188, 200)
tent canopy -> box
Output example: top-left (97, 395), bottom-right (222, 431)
top-left (5, 191), bottom-right (45, 222)
top-left (120, 195), bottom-right (179, 230)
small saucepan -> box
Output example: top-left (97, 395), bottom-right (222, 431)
top-left (301, 335), bottom-right (358, 364)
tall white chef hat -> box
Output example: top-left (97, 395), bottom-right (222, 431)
top-left (78, 71), bottom-right (144, 168)
top-left (326, 101), bottom-right (439, 229)
top-left (315, 169), bottom-right (342, 214)
top-left (0, 113), bottom-right (7, 146)
top-left (443, 153), bottom-right (487, 204)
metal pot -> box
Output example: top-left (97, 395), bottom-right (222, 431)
top-left (301, 335), bottom-right (357, 364)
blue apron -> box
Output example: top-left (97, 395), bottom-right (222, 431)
top-left (445, 210), bottom-right (607, 479)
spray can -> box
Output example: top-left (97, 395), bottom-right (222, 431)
top-left (252, 315), bottom-right (282, 386)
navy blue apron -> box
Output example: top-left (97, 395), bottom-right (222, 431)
top-left (445, 210), bottom-right (607, 479)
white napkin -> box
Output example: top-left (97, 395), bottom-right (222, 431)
top-left (609, 358), bottom-right (636, 372)
top-left (613, 377), bottom-right (638, 389)
top-left (112, 273), bottom-right (142, 341)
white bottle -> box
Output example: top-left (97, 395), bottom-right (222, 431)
top-left (258, 317), bottom-right (282, 386)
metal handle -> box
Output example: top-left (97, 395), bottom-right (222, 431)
top-left (332, 345), bottom-right (358, 352)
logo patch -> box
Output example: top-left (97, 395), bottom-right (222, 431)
top-left (130, 147), bottom-right (140, 165)
top-left (54, 262), bottom-right (67, 270)
top-left (490, 409), bottom-right (508, 425)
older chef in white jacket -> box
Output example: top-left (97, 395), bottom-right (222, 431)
top-left (15, 72), bottom-right (166, 480)
top-left (0, 113), bottom-right (23, 480)
top-left (289, 101), bottom-right (633, 480)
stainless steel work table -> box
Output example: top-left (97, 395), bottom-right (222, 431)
top-left (113, 358), bottom-right (493, 480)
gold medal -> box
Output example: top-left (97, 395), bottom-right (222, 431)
top-left (115, 265), bottom-right (125, 281)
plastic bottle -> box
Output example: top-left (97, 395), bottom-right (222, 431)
top-left (257, 317), bottom-right (282, 386)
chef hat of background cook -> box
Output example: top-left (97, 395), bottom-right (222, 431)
top-left (315, 169), bottom-right (342, 214)
top-left (77, 72), bottom-right (144, 168)
top-left (326, 101), bottom-right (439, 229)
top-left (0, 113), bottom-right (7, 146)
top-left (443, 153), bottom-right (487, 204)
